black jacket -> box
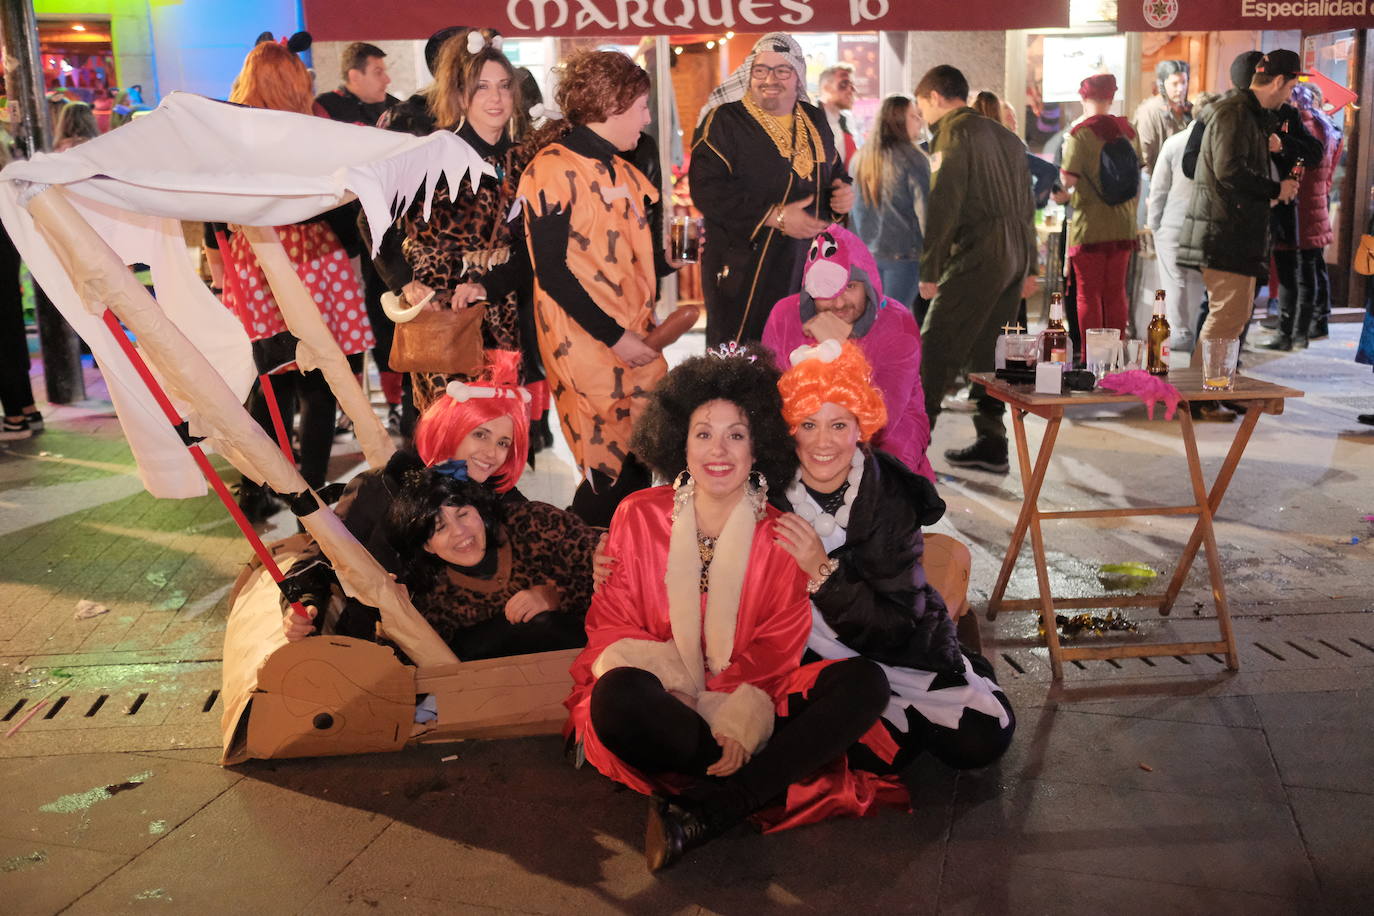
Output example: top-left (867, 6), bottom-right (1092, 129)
top-left (772, 449), bottom-right (963, 674)
top-left (1176, 90), bottom-right (1281, 280)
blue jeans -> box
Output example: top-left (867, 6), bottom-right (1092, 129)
top-left (877, 259), bottom-right (921, 310)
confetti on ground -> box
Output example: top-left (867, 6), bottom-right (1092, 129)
top-left (441, 755), bottom-right (459, 762)
top-left (1139, 763), bottom-right (1154, 772)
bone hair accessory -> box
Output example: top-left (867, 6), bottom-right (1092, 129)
top-left (788, 338), bottom-right (843, 366)
top-left (467, 32), bottom-right (504, 54)
top-left (445, 380), bottom-right (532, 403)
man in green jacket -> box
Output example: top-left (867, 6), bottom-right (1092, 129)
top-left (1176, 50), bottom-right (1302, 367)
top-left (916, 65), bottom-right (1036, 474)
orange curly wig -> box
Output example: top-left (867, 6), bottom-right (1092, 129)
top-left (777, 340), bottom-right (887, 442)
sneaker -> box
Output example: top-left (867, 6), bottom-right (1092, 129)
top-left (944, 437), bottom-right (1010, 473)
top-left (1260, 334), bottom-right (1292, 351)
top-left (23, 410), bottom-right (43, 431)
top-left (1, 417), bottom-right (32, 440)
top-left (1308, 321), bottom-right (1329, 340)
top-left (941, 387), bottom-right (978, 413)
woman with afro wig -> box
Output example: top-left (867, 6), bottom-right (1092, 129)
top-left (771, 339), bottom-right (1014, 776)
top-left (564, 346), bottom-right (892, 871)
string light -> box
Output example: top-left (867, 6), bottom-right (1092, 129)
top-left (673, 46), bottom-right (683, 55)
top-left (706, 41), bottom-right (715, 49)
top-left (725, 31), bottom-right (735, 39)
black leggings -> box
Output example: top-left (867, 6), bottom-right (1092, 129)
top-left (0, 225), bottom-right (35, 418)
top-left (590, 658), bottom-right (889, 830)
top-left (247, 369), bottom-right (337, 490)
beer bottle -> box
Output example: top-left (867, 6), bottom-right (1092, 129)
top-left (1147, 289), bottom-right (1171, 375)
top-left (1041, 293), bottom-right (1069, 364)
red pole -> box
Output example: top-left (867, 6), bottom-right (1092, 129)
top-left (100, 309), bottom-right (311, 618)
top-left (258, 373), bottom-right (294, 463)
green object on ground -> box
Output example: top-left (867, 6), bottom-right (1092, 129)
top-left (1097, 561), bottom-right (1159, 591)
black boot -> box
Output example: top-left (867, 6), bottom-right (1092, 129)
top-left (943, 437), bottom-right (1009, 474)
top-left (236, 480), bottom-right (283, 524)
top-left (644, 795), bottom-right (720, 872)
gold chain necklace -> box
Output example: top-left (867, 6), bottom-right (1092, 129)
top-left (742, 95), bottom-right (819, 180)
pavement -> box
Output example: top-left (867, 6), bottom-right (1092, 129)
top-left (2, 324), bottom-right (1372, 914)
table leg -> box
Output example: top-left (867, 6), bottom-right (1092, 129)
top-left (988, 408), bottom-right (1062, 620)
top-left (1176, 408), bottom-right (1240, 669)
top-left (1160, 401), bottom-right (1264, 616)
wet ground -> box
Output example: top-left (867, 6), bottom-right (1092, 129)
top-left (2, 323), bottom-right (1372, 914)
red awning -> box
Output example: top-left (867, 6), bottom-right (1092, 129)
top-left (1120, 0), bottom-right (1374, 32)
top-left (302, 0), bottom-right (1069, 42)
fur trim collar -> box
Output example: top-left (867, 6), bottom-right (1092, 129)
top-left (664, 491), bottom-right (756, 693)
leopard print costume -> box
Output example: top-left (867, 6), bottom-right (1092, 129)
top-left (402, 130), bottom-right (534, 410)
top-left (412, 500), bottom-right (601, 644)
top-left (518, 142), bottom-right (666, 481)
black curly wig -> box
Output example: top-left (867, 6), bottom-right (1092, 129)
top-left (631, 349), bottom-right (798, 490)
top-left (385, 470), bottom-right (505, 596)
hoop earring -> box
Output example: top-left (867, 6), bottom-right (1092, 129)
top-left (671, 470), bottom-right (694, 522)
top-left (673, 470), bottom-right (692, 491)
top-left (748, 469), bottom-right (768, 519)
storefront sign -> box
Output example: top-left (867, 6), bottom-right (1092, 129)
top-left (1122, 0), bottom-right (1374, 31)
top-left (303, 0), bottom-right (1069, 41)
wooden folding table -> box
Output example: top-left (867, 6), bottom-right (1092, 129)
top-left (971, 370), bottom-right (1303, 680)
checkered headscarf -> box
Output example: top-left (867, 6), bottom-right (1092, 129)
top-left (696, 32), bottom-right (809, 125)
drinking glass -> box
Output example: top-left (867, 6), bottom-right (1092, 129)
top-left (1085, 328), bottom-right (1121, 380)
top-left (1003, 334), bottom-right (1039, 371)
top-left (1201, 338), bottom-right (1240, 391)
top-left (669, 216), bottom-right (703, 263)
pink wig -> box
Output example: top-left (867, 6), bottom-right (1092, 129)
top-left (413, 351), bottom-right (530, 492)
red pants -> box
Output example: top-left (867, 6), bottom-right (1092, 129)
top-left (1071, 248), bottom-right (1132, 333)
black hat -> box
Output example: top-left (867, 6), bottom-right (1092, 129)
top-left (1254, 49), bottom-right (1309, 80)
top-left (424, 26), bottom-right (465, 76)
top-left (1229, 51), bottom-right (1264, 90)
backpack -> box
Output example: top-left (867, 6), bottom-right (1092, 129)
top-left (1092, 136), bottom-right (1140, 205)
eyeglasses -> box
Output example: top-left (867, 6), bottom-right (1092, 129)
top-left (750, 64), bottom-right (796, 81)
top-left (835, 80), bottom-right (853, 90)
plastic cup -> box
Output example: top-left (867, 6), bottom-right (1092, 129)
top-left (1201, 338), bottom-right (1240, 391)
top-left (1085, 328), bottom-right (1121, 379)
top-left (1004, 334), bottom-right (1039, 370)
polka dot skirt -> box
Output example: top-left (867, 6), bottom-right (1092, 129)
top-left (221, 222), bottom-right (375, 363)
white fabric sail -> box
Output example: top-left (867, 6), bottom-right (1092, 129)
top-left (0, 92), bottom-right (493, 497)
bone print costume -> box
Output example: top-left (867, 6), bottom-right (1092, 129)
top-left (518, 127), bottom-right (666, 481)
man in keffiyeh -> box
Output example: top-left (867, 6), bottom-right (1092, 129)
top-left (689, 32), bottom-right (854, 348)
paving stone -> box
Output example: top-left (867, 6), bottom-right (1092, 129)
top-left (0, 753), bottom-right (240, 855)
top-left (993, 706), bottom-right (1284, 802)
top-left (946, 775), bottom-right (1317, 899)
top-left (1013, 693), bottom-right (1263, 729)
top-left (0, 836), bottom-right (129, 916)
top-left (1286, 787), bottom-right (1374, 903)
top-left (937, 862), bottom-right (1307, 916)
top-left (1252, 689), bottom-right (1374, 794)
top-left (61, 777), bottom-right (391, 915)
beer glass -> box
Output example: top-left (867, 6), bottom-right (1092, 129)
top-left (1202, 338), bottom-right (1240, 391)
top-left (670, 216), bottom-right (703, 263)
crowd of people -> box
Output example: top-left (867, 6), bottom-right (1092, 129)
top-left (2, 22), bottom-right (1367, 870)
top-left (224, 29), bottom-right (1015, 871)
